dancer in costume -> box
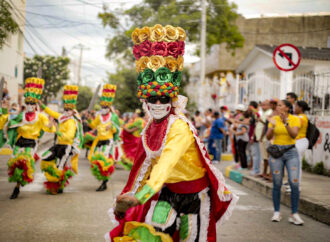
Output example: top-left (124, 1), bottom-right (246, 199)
top-left (6, 77), bottom-right (56, 199)
top-left (120, 109), bottom-right (145, 170)
top-left (39, 85), bottom-right (83, 195)
top-left (0, 100), bottom-right (9, 149)
top-left (106, 24), bottom-right (238, 242)
top-left (87, 84), bottom-right (120, 191)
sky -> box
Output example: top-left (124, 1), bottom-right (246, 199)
top-left (20, 0), bottom-right (330, 87)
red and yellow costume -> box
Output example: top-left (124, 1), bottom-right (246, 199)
top-left (120, 114), bottom-right (145, 170)
top-left (40, 85), bottom-right (83, 194)
top-left (87, 84), bottom-right (120, 182)
top-left (7, 78), bottom-right (56, 186)
top-left (106, 24), bottom-right (237, 242)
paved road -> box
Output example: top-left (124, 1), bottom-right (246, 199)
top-left (0, 154), bottom-right (329, 242)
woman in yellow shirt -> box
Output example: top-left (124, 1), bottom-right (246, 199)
top-left (294, 101), bottom-right (310, 164)
top-left (266, 100), bottom-right (304, 225)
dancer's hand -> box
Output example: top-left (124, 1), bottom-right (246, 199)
top-left (114, 194), bottom-right (140, 218)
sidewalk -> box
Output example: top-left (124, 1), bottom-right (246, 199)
top-left (225, 160), bottom-right (330, 225)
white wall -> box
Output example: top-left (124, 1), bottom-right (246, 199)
top-left (0, 0), bottom-right (26, 103)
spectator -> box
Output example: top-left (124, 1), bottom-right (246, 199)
top-left (231, 111), bottom-right (250, 168)
top-left (204, 108), bottom-right (214, 128)
top-left (286, 92), bottom-right (297, 114)
top-left (246, 101), bottom-right (260, 171)
top-left (208, 112), bottom-right (225, 164)
top-left (266, 100), bottom-right (303, 225)
top-left (9, 103), bottom-right (18, 120)
top-left (230, 104), bottom-right (245, 164)
top-left (257, 100), bottom-right (273, 178)
top-left (194, 110), bottom-right (204, 135)
top-left (295, 101), bottom-right (310, 184)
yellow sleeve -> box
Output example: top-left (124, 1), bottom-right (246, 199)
top-left (40, 113), bottom-right (56, 133)
top-left (44, 107), bottom-right (61, 120)
top-left (88, 115), bottom-right (100, 129)
top-left (59, 120), bottom-right (77, 143)
top-left (135, 119), bottom-right (194, 204)
top-left (289, 115), bottom-right (301, 128)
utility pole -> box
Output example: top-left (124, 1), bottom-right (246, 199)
top-left (73, 44), bottom-right (90, 86)
top-left (199, 0), bottom-right (207, 111)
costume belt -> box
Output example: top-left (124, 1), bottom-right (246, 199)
top-left (166, 175), bottom-right (209, 194)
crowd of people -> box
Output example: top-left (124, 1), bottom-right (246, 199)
top-left (191, 92), bottom-right (310, 225)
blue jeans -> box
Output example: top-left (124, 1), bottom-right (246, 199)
top-left (208, 138), bottom-right (222, 161)
top-left (251, 142), bottom-right (261, 175)
top-left (269, 145), bottom-right (300, 213)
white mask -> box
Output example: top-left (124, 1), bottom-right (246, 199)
top-left (26, 104), bottom-right (35, 113)
top-left (64, 110), bottom-right (73, 117)
top-left (101, 108), bottom-right (109, 115)
top-left (146, 103), bottom-right (171, 120)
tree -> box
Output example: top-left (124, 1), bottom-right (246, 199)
top-left (98, 0), bottom-right (244, 61)
top-left (108, 67), bottom-right (141, 113)
top-left (76, 86), bottom-right (93, 112)
top-left (0, 0), bottom-right (19, 49)
top-left (24, 55), bottom-right (70, 104)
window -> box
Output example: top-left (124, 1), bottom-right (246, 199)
top-left (17, 30), bottom-right (24, 53)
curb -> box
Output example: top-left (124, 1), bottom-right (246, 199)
top-left (225, 165), bottom-right (330, 225)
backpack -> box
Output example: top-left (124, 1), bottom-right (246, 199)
top-left (306, 120), bottom-right (320, 149)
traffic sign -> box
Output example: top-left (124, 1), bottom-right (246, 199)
top-left (273, 43), bottom-right (301, 71)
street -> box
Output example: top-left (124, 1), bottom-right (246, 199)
top-left (0, 154), bottom-right (329, 242)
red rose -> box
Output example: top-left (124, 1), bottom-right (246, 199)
top-left (133, 45), bottom-right (141, 59)
top-left (167, 41), bottom-right (179, 58)
top-left (139, 40), bottom-right (152, 57)
top-left (177, 41), bottom-right (185, 56)
top-left (151, 42), bottom-right (167, 56)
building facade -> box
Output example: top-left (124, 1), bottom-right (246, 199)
top-left (0, 0), bottom-right (26, 104)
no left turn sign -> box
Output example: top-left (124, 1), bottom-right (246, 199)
top-left (273, 43), bottom-right (301, 71)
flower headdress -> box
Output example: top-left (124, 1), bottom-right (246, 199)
top-left (63, 85), bottom-right (78, 109)
top-left (100, 84), bottom-right (116, 107)
top-left (24, 77), bottom-right (45, 103)
top-left (132, 24), bottom-right (186, 99)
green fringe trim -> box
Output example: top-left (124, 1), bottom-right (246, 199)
top-left (128, 226), bottom-right (163, 242)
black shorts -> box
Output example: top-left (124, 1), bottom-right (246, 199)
top-left (15, 137), bottom-right (36, 148)
top-left (43, 144), bottom-right (72, 161)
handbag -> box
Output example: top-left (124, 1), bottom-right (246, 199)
top-left (267, 145), bottom-right (295, 159)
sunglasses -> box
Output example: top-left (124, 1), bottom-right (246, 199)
top-left (147, 96), bottom-right (171, 104)
top-left (25, 102), bottom-right (35, 105)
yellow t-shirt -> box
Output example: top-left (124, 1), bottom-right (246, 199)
top-left (296, 114), bottom-right (308, 140)
top-left (268, 114), bottom-right (301, 145)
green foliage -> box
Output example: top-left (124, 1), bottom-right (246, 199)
top-left (24, 55), bottom-right (70, 104)
top-left (312, 162), bottom-right (325, 175)
top-left (302, 157), bottom-right (312, 172)
top-left (108, 67), bottom-right (141, 113)
top-left (76, 86), bottom-right (93, 112)
top-left (98, 0), bottom-right (244, 61)
top-left (0, 0), bottom-right (19, 49)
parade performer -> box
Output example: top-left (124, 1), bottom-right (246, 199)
top-left (120, 109), bottom-right (145, 170)
top-left (0, 100), bottom-right (9, 149)
top-left (106, 24), bottom-right (238, 242)
top-left (87, 84), bottom-right (120, 191)
top-left (6, 77), bottom-right (55, 199)
top-left (39, 85), bottom-right (83, 195)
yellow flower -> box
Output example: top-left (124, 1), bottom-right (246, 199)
top-left (147, 56), bottom-right (165, 72)
top-left (139, 27), bottom-right (151, 43)
top-left (177, 55), bottom-right (184, 71)
top-left (150, 24), bottom-right (165, 42)
top-left (165, 56), bottom-right (178, 72)
top-left (164, 25), bottom-right (179, 42)
top-left (139, 56), bottom-right (150, 72)
top-left (132, 28), bottom-right (141, 45)
top-left (177, 27), bottom-right (186, 41)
